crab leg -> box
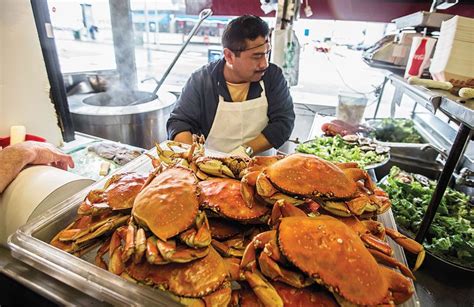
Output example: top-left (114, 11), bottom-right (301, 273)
top-left (369, 249), bottom-right (415, 280)
top-left (269, 200), bottom-right (306, 227)
top-left (133, 228), bottom-right (146, 264)
top-left (241, 231), bottom-right (276, 269)
top-left (241, 171), bottom-right (259, 208)
top-left (156, 238), bottom-right (209, 263)
top-left (379, 266), bottom-right (414, 305)
top-left (212, 238), bottom-right (246, 258)
top-left (179, 211), bottom-right (212, 248)
top-left (145, 236), bottom-right (169, 265)
top-left (258, 252), bottom-right (313, 288)
top-left (385, 228), bottom-right (425, 271)
top-left (244, 270), bottom-right (283, 307)
top-left (94, 237), bottom-right (111, 269)
top-left (75, 215), bottom-right (130, 244)
top-left (361, 234), bottom-right (393, 256)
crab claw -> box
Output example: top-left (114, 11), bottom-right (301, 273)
top-left (179, 211), bottom-right (212, 248)
top-left (369, 249), bottom-right (415, 280)
top-left (241, 171), bottom-right (259, 208)
top-left (385, 228), bottom-right (425, 272)
top-left (244, 270), bottom-right (283, 307)
top-left (269, 200), bottom-right (306, 227)
top-left (380, 266), bottom-right (414, 305)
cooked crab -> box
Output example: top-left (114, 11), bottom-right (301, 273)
top-left (101, 165), bottom-right (212, 267)
top-left (199, 178), bottom-right (269, 223)
top-left (241, 215), bottom-right (415, 306)
top-left (123, 247), bottom-right (230, 302)
top-left (77, 172), bottom-right (147, 216)
top-left (242, 154), bottom-right (390, 217)
top-left (231, 281), bottom-right (338, 307)
top-left (270, 200), bottom-right (424, 277)
top-left (339, 216), bottom-right (425, 275)
top-left (50, 211), bottom-right (129, 256)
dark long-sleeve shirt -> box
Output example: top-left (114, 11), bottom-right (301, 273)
top-left (166, 59), bottom-right (295, 149)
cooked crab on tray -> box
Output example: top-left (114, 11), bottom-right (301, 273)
top-left (47, 136), bottom-right (423, 306)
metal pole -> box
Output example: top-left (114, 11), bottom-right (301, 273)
top-left (150, 9), bottom-right (212, 96)
top-left (415, 123), bottom-right (471, 243)
top-left (373, 76), bottom-right (388, 118)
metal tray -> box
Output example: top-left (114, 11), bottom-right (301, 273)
top-left (8, 145), bottom-right (419, 306)
top-left (8, 153), bottom-right (178, 306)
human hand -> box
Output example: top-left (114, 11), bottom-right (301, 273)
top-left (229, 145), bottom-right (250, 158)
top-left (17, 141), bottom-right (75, 170)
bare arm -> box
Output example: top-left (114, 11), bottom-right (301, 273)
top-left (245, 133), bottom-right (273, 155)
top-left (0, 141), bottom-right (74, 193)
top-left (173, 131), bottom-right (193, 145)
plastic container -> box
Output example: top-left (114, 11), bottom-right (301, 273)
top-left (336, 91), bottom-right (368, 125)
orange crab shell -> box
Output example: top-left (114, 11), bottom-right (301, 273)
top-left (104, 172), bottom-right (147, 210)
top-left (277, 216), bottom-right (389, 306)
top-left (132, 167), bottom-right (199, 241)
top-left (265, 154), bottom-right (357, 199)
top-left (208, 218), bottom-right (244, 240)
top-left (126, 247), bottom-right (228, 298)
top-left (199, 178), bottom-right (269, 222)
top-left (272, 282), bottom-right (338, 307)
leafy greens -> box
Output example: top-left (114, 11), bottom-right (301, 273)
top-left (296, 135), bottom-right (388, 169)
top-left (380, 166), bottom-right (473, 268)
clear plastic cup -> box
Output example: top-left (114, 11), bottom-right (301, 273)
top-left (336, 91), bottom-right (368, 125)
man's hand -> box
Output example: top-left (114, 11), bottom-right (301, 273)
top-left (173, 131), bottom-right (193, 145)
top-left (0, 141), bottom-right (74, 193)
top-left (229, 145), bottom-right (250, 158)
top-left (20, 141), bottom-right (75, 170)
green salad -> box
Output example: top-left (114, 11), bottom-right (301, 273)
top-left (380, 166), bottom-right (474, 268)
top-left (295, 135), bottom-right (388, 169)
top-left (370, 119), bottom-right (425, 143)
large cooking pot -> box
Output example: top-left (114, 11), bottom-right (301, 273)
top-left (68, 89), bottom-right (176, 149)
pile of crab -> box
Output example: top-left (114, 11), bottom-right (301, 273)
top-left (50, 136), bottom-right (425, 306)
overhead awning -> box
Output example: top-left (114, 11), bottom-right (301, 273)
top-left (186, 0), bottom-right (474, 22)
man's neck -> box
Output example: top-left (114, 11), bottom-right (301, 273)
top-left (223, 62), bottom-right (247, 84)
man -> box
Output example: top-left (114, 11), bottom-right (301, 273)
top-left (167, 15), bottom-right (295, 156)
top-left (0, 141), bottom-right (74, 193)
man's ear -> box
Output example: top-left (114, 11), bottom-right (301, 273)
top-left (223, 48), bottom-right (234, 65)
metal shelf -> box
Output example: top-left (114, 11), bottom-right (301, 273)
top-left (372, 73), bottom-right (473, 244)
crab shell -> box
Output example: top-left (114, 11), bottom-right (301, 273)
top-left (208, 218), bottom-right (244, 240)
top-left (125, 247), bottom-right (228, 298)
top-left (277, 215), bottom-right (389, 305)
top-left (78, 172), bottom-right (147, 215)
top-left (272, 282), bottom-right (338, 307)
top-left (234, 282), bottom-right (338, 307)
top-left (103, 172), bottom-right (147, 210)
top-left (132, 166), bottom-right (199, 241)
top-left (264, 153), bottom-right (357, 199)
top-left (199, 178), bottom-right (269, 222)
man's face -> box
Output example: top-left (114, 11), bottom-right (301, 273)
top-left (226, 36), bottom-right (271, 82)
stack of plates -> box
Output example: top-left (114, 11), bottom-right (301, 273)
top-left (430, 15), bottom-right (474, 83)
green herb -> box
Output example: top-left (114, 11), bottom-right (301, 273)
top-left (380, 166), bottom-right (474, 268)
top-left (295, 135), bottom-right (388, 169)
top-left (370, 119), bottom-right (424, 143)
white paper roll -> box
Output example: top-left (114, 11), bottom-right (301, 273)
top-left (0, 165), bottom-right (95, 246)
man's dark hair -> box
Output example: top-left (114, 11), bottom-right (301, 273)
top-left (222, 15), bottom-right (270, 56)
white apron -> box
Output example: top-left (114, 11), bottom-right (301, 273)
top-left (206, 80), bottom-right (272, 155)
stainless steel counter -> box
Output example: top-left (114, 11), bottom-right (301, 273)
top-left (0, 246), bottom-right (105, 305)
